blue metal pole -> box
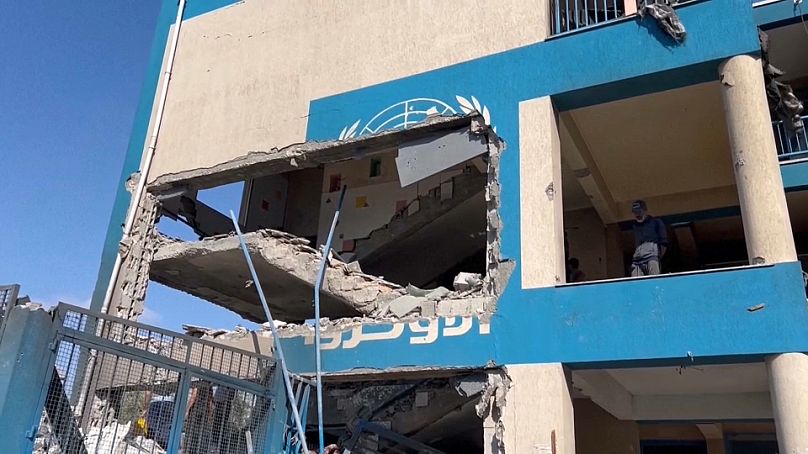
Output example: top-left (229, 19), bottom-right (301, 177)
top-left (230, 211), bottom-right (309, 454)
top-left (313, 185), bottom-right (347, 454)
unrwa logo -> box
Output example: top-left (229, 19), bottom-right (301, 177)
top-left (338, 95), bottom-right (495, 140)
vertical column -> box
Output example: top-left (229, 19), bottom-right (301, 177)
top-left (719, 55), bottom-right (797, 264)
top-left (767, 353), bottom-right (808, 452)
top-left (520, 97), bottom-right (565, 288)
top-left (501, 364), bottom-right (576, 453)
top-left (697, 424), bottom-right (725, 454)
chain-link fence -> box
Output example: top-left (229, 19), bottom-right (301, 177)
top-left (0, 284), bottom-right (20, 328)
top-left (34, 303), bottom-right (276, 454)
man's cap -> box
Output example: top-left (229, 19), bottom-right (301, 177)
top-left (631, 200), bottom-right (647, 212)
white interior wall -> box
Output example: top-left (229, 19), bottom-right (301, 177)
top-left (316, 152), bottom-right (464, 250)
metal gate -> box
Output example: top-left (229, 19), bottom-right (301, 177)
top-left (34, 303), bottom-right (276, 454)
top-left (0, 284), bottom-right (20, 327)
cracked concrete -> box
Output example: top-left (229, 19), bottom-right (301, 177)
top-left (150, 229), bottom-right (407, 322)
top-left (109, 176), bottom-right (161, 320)
top-left (147, 115), bottom-right (480, 194)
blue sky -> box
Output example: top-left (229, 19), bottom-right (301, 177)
top-left (0, 1), bottom-right (256, 332)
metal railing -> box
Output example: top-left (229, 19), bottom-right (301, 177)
top-left (35, 303), bottom-right (276, 454)
top-left (551, 0), bottom-right (647, 35)
top-left (773, 117), bottom-right (808, 160)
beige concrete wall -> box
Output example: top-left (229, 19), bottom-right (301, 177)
top-left (501, 364), bottom-right (575, 453)
top-left (317, 154), bottom-right (464, 248)
top-left (574, 399), bottom-right (640, 454)
top-left (520, 97), bottom-right (565, 288)
top-left (149, 0), bottom-right (550, 180)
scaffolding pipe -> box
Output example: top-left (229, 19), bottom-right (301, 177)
top-left (230, 211), bottom-right (310, 453)
top-left (101, 0), bottom-right (186, 314)
top-left (313, 185), bottom-right (347, 454)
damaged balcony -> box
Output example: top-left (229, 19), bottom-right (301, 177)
top-left (550, 0), bottom-right (687, 38)
top-left (147, 115), bottom-right (507, 323)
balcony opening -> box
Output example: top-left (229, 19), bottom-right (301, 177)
top-left (146, 116), bottom-right (506, 323)
top-left (550, 0), bottom-right (633, 35)
top-left (572, 363), bottom-right (777, 454)
top-left (761, 22), bottom-right (808, 160)
top-left (557, 81), bottom-right (751, 284)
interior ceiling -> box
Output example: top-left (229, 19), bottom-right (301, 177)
top-left (767, 22), bottom-right (808, 82)
top-left (605, 363), bottom-right (768, 396)
top-left (566, 81), bottom-right (734, 203)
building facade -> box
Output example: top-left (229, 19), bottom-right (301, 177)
top-left (93, 0), bottom-right (808, 452)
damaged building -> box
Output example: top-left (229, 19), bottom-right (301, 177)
top-left (3, 0), bottom-right (808, 453)
top-left (148, 115), bottom-right (505, 324)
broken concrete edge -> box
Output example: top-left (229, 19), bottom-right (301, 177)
top-left (132, 113), bottom-right (514, 333)
top-left (481, 123), bottom-right (516, 307)
top-left (193, 303), bottom-right (496, 341)
top-left (146, 114), bottom-right (484, 194)
top-left (151, 226), bottom-right (500, 319)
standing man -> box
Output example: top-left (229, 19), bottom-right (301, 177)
top-left (630, 200), bottom-right (667, 276)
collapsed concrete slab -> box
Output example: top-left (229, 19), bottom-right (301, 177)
top-left (150, 229), bottom-right (407, 322)
top-left (147, 115), bottom-right (480, 194)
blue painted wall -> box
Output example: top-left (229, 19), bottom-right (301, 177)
top-left (98, 0), bottom-right (808, 374)
top-left (89, 0), bottom-right (239, 312)
top-left (290, 0), bottom-right (808, 372)
top-left (754, 0), bottom-right (808, 29)
top-left (281, 263), bottom-right (808, 373)
top-left (306, 0), bottom-right (761, 289)
top-left (781, 160), bottom-right (808, 192)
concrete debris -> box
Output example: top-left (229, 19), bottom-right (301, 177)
top-left (20, 302), bottom-right (45, 311)
top-left (263, 320), bottom-right (288, 330)
top-left (388, 295), bottom-right (427, 318)
top-left (760, 29), bottom-right (805, 134)
top-left (454, 374), bottom-right (487, 397)
top-left (475, 372), bottom-right (508, 419)
top-left (33, 415), bottom-right (60, 454)
top-left (405, 284), bottom-right (451, 300)
top-left (425, 286), bottom-right (451, 300)
top-left (183, 324), bottom-right (230, 338)
top-left (151, 228), bottom-right (408, 322)
top-left (405, 284), bottom-right (430, 298)
top-left (343, 261), bottom-right (363, 274)
top-left (153, 225), bottom-right (499, 323)
top-left (84, 421), bottom-right (167, 454)
top-left (147, 115), bottom-right (481, 194)
top-left (453, 272), bottom-right (482, 292)
top-left (112, 178), bottom-right (161, 321)
top-left (437, 297), bottom-right (486, 317)
top-left (639, 0), bottom-right (686, 42)
top-left (476, 372), bottom-right (509, 454)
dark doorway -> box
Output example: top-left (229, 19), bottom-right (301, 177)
top-left (642, 441), bottom-right (708, 454)
top-left (728, 440), bottom-right (778, 454)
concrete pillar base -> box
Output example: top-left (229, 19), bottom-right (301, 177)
top-left (496, 364), bottom-right (576, 453)
top-left (767, 353), bottom-right (808, 452)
